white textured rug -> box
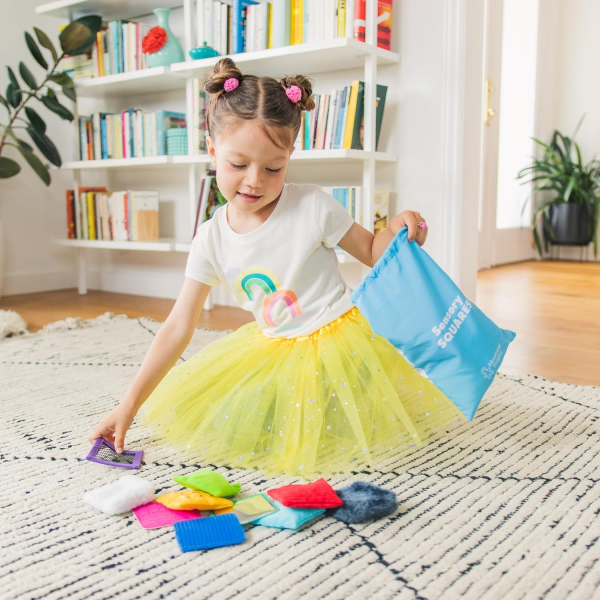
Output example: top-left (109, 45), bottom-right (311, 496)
top-left (1, 313), bottom-right (599, 600)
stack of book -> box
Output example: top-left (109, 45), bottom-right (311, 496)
top-left (78, 110), bottom-right (186, 161)
top-left (196, 0), bottom-right (394, 55)
top-left (192, 171), bottom-right (227, 240)
top-left (297, 80), bottom-right (387, 151)
top-left (66, 188), bottom-right (160, 242)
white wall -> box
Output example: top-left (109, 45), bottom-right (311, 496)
top-left (0, 0), bottom-right (81, 296)
top-left (536, 0), bottom-right (600, 261)
top-left (0, 0), bottom-right (479, 303)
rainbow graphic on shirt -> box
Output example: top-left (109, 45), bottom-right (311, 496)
top-left (235, 268), bottom-right (302, 328)
top-left (237, 268), bottom-right (281, 301)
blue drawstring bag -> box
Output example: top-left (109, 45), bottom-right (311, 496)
top-left (351, 228), bottom-right (516, 421)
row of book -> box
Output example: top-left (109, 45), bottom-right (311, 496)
top-left (298, 80), bottom-right (387, 151)
top-left (92, 21), bottom-right (149, 78)
top-left (198, 0), bottom-right (394, 56)
top-left (191, 78), bottom-right (387, 155)
top-left (189, 175), bottom-right (389, 241)
top-left (66, 188), bottom-right (160, 241)
top-left (78, 110), bottom-right (186, 161)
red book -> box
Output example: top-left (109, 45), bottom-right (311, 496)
top-left (66, 190), bottom-right (75, 239)
top-left (123, 191), bottom-right (129, 240)
top-left (86, 120), bottom-right (93, 160)
top-left (378, 0), bottom-right (393, 51)
top-left (354, 0), bottom-right (365, 42)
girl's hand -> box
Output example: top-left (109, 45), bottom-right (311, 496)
top-left (391, 210), bottom-right (428, 246)
top-left (88, 403), bottom-right (136, 453)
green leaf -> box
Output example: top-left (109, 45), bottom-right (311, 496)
top-left (48, 73), bottom-right (76, 102)
top-left (19, 61), bottom-right (37, 90)
top-left (6, 82), bottom-right (21, 108)
top-left (61, 85), bottom-right (77, 102)
top-left (6, 66), bottom-right (18, 88)
top-left (27, 126), bottom-right (61, 167)
top-left (47, 73), bottom-right (74, 89)
top-left (0, 156), bottom-right (21, 178)
top-left (25, 106), bottom-right (46, 134)
top-left (16, 138), bottom-right (33, 152)
top-left (0, 93), bottom-right (9, 109)
top-left (59, 16), bottom-right (101, 55)
top-left (34, 27), bottom-right (58, 62)
top-left (40, 94), bottom-right (74, 121)
top-left (25, 32), bottom-right (48, 70)
top-left (17, 145), bottom-right (51, 186)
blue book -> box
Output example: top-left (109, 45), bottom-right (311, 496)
top-left (128, 108), bottom-right (134, 157)
top-left (111, 21), bottom-right (120, 74)
top-left (271, 0), bottom-right (291, 48)
top-left (232, 0), bottom-right (259, 54)
top-left (100, 113), bottom-right (108, 159)
top-left (335, 87), bottom-right (349, 149)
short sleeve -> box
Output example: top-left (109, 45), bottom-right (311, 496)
top-left (314, 186), bottom-right (355, 248)
top-left (184, 222), bottom-right (221, 287)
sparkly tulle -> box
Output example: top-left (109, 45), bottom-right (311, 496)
top-left (141, 308), bottom-right (462, 478)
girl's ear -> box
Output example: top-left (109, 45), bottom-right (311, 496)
top-left (206, 135), bottom-right (217, 168)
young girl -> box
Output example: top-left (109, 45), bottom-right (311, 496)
top-left (89, 58), bottom-right (460, 477)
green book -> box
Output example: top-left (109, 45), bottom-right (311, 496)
top-left (351, 82), bottom-right (388, 151)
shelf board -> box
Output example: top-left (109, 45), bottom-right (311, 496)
top-left (35, 0), bottom-right (182, 20)
top-left (171, 37), bottom-right (399, 79)
top-left (61, 156), bottom-right (173, 169)
top-left (173, 150), bottom-right (397, 166)
top-left (51, 238), bottom-right (176, 251)
top-left (73, 67), bottom-right (184, 98)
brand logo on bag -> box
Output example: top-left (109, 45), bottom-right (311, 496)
top-left (481, 344), bottom-right (503, 379)
top-left (432, 295), bottom-right (472, 349)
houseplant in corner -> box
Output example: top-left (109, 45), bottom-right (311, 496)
top-left (0, 15), bottom-right (101, 298)
top-left (517, 120), bottom-right (600, 258)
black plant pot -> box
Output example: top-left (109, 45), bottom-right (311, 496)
top-left (543, 203), bottom-right (595, 246)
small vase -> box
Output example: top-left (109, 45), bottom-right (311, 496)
top-left (146, 8), bottom-right (184, 68)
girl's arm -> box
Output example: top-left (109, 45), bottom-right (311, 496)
top-left (88, 277), bottom-right (211, 452)
top-left (337, 210), bottom-right (428, 267)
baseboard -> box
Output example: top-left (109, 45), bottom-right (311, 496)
top-left (0, 269), bottom-right (98, 297)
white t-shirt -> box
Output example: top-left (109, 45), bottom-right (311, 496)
top-left (185, 182), bottom-right (356, 338)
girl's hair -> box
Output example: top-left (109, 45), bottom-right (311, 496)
top-left (204, 57), bottom-right (316, 150)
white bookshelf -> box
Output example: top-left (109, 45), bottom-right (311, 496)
top-left (49, 0), bottom-right (390, 304)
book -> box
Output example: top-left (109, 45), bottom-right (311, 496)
top-left (353, 0), bottom-right (365, 42)
top-left (378, 0), bottom-right (393, 51)
top-left (342, 80), bottom-right (360, 149)
top-left (232, 0), bottom-right (258, 54)
top-left (272, 0), bottom-right (291, 48)
top-left (374, 187), bottom-right (389, 234)
top-left (66, 190), bottom-right (76, 239)
top-left (131, 191), bottom-right (160, 241)
top-left (192, 177), bottom-right (208, 240)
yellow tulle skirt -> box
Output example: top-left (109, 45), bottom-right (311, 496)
top-left (141, 307), bottom-right (462, 478)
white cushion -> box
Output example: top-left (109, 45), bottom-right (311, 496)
top-left (84, 475), bottom-right (155, 515)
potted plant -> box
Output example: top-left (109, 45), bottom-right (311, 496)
top-left (517, 120), bottom-right (600, 258)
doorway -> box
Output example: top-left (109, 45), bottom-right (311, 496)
top-left (478, 0), bottom-right (539, 269)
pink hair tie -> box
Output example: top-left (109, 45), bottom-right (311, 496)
top-left (285, 85), bottom-right (302, 103)
top-left (224, 77), bottom-right (239, 92)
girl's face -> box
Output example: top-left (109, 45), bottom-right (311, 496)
top-left (206, 120), bottom-right (295, 217)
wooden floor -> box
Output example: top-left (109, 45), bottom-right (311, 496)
top-left (1, 260), bottom-right (599, 386)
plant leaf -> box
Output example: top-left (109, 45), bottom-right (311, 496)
top-left (19, 61), bottom-right (37, 90)
top-left (61, 85), bottom-right (77, 102)
top-left (25, 106), bottom-right (46, 134)
top-left (0, 93), bottom-right (9, 109)
top-left (26, 125), bottom-right (61, 167)
top-left (6, 82), bottom-right (21, 108)
top-left (59, 16), bottom-right (102, 55)
top-left (40, 94), bottom-right (74, 121)
top-left (17, 145), bottom-right (51, 185)
top-left (0, 156), bottom-right (21, 178)
top-left (6, 66), bottom-right (18, 88)
top-left (34, 27), bottom-right (58, 62)
top-left (16, 138), bottom-right (33, 152)
top-left (25, 31), bottom-right (48, 70)
top-left (48, 72), bottom-right (74, 89)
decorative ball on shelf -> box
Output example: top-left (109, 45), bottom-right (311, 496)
top-left (142, 26), bottom-right (168, 55)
